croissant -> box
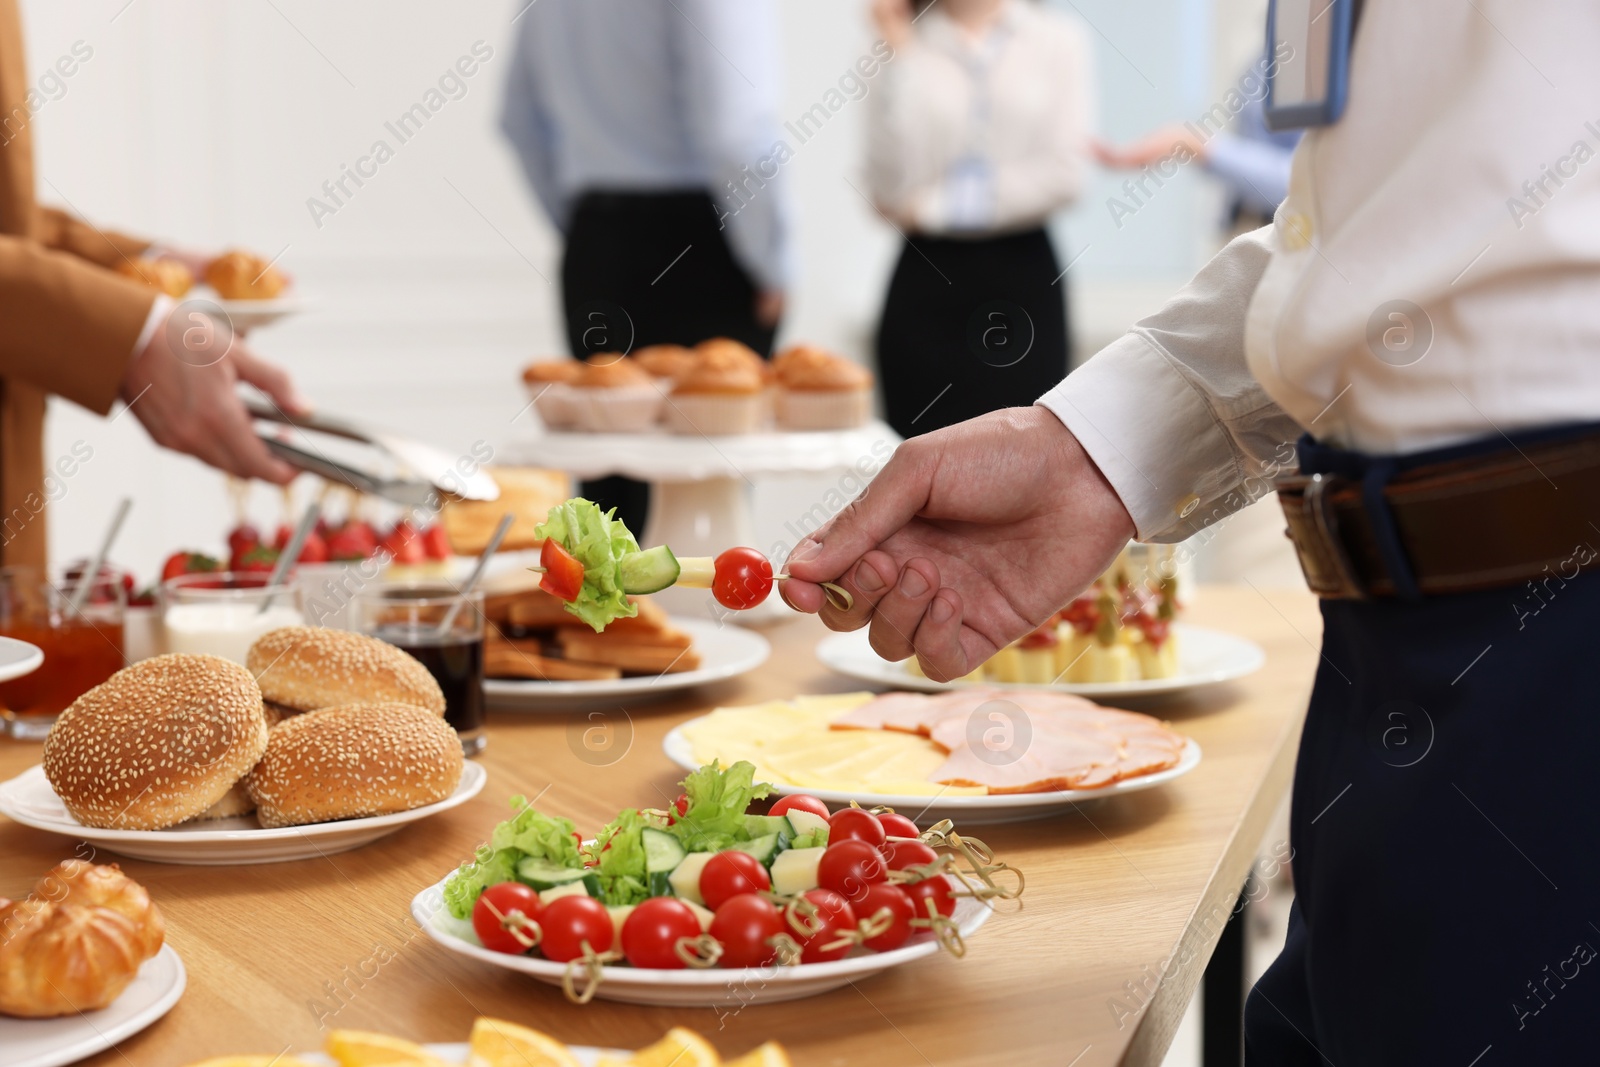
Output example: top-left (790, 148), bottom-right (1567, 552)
top-left (0, 862), bottom-right (165, 1018)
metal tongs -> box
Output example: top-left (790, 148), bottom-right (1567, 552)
top-left (246, 398), bottom-right (500, 506)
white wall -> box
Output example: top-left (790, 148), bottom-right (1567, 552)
top-left (22, 0), bottom-right (1254, 583)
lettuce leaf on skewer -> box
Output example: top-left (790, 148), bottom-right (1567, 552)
top-left (533, 498), bottom-right (640, 632)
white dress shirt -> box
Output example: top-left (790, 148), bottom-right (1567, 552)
top-left (1040, 0), bottom-right (1600, 543)
top-left (501, 0), bottom-right (791, 291)
top-left (866, 1), bottom-right (1094, 234)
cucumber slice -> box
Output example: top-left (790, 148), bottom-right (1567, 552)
top-left (783, 809), bottom-right (829, 841)
top-left (770, 846), bottom-right (825, 897)
top-left (516, 858), bottom-right (600, 897)
top-left (618, 545), bottom-right (680, 595)
top-left (735, 832), bottom-right (783, 867)
top-left (742, 814), bottom-right (795, 841)
top-left (642, 828), bottom-right (688, 896)
top-left (666, 851), bottom-right (716, 905)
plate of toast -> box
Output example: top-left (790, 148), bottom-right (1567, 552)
top-left (480, 579), bottom-right (769, 708)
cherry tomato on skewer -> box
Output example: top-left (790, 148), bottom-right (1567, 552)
top-left (699, 850), bottom-right (771, 911)
top-left (539, 895), bottom-right (613, 962)
top-left (857, 882), bottom-right (916, 952)
top-left (709, 893), bottom-right (785, 968)
top-left (877, 812), bottom-right (920, 839)
top-left (712, 546), bottom-right (773, 610)
top-left (471, 883), bottom-right (544, 955)
top-left (620, 897), bottom-right (701, 970)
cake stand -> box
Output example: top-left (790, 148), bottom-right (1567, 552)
top-left (497, 423), bottom-right (899, 619)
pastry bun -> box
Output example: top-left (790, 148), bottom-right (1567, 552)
top-left (0, 862), bottom-right (165, 1018)
top-left (114, 257), bottom-right (193, 298)
top-left (247, 626), bottom-right (445, 716)
top-left (42, 654), bottom-right (268, 830)
top-left (245, 702), bottom-right (464, 828)
top-left (572, 356), bottom-right (654, 388)
top-left (632, 345), bottom-right (698, 381)
top-left (521, 359), bottom-right (581, 385)
top-left (205, 249), bottom-right (286, 300)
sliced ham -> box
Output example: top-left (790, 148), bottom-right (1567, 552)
top-left (833, 688), bottom-right (1188, 793)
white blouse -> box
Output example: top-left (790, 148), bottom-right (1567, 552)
top-left (866, 1), bottom-right (1095, 235)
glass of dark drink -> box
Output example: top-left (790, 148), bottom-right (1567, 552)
top-left (355, 583), bottom-right (486, 756)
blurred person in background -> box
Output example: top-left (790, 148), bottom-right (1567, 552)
top-left (502, 0), bottom-right (791, 530)
top-left (867, 0), bottom-right (1093, 439)
top-left (0, 0), bottom-right (304, 569)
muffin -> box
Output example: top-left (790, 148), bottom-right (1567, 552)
top-left (632, 344), bottom-right (699, 384)
top-left (521, 359), bottom-right (582, 430)
top-left (665, 354), bottom-right (765, 436)
top-left (773, 345), bottom-right (874, 430)
top-left (114, 257), bottom-right (193, 298)
top-left (205, 249), bottom-right (286, 300)
top-left (570, 357), bottom-right (664, 432)
top-left (694, 337), bottom-right (768, 380)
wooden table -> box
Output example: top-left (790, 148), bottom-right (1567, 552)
top-left (0, 585), bottom-right (1321, 1067)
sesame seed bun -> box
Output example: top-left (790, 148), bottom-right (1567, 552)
top-left (247, 627), bottom-right (445, 716)
top-left (244, 702), bottom-right (464, 828)
top-left (42, 654), bottom-right (268, 831)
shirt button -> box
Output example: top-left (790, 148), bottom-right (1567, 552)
top-left (1282, 212), bottom-right (1314, 250)
top-left (1177, 493), bottom-right (1200, 518)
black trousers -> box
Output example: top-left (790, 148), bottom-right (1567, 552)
top-left (560, 190), bottom-right (775, 530)
top-left (875, 227), bottom-right (1069, 439)
top-left (1246, 440), bottom-right (1600, 1063)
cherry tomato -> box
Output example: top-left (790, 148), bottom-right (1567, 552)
top-left (471, 883), bottom-right (544, 955)
top-left (667, 793), bottom-right (689, 825)
top-left (829, 807), bottom-right (887, 849)
top-left (539, 895), bottom-right (613, 962)
top-left (709, 893), bottom-right (784, 969)
top-left (904, 875), bottom-right (956, 920)
top-left (883, 839), bottom-right (938, 872)
top-left (856, 883), bottom-right (916, 953)
top-left (788, 889), bottom-right (857, 964)
top-left (877, 812), bottom-right (920, 839)
top-left (699, 850), bottom-right (771, 911)
top-left (620, 897), bottom-right (701, 969)
top-left (770, 794), bottom-right (830, 821)
top-left (539, 539), bottom-right (586, 603)
top-left (817, 840), bottom-right (887, 905)
top-left (712, 547), bottom-right (773, 610)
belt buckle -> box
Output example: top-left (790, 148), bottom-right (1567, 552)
top-left (1280, 473), bottom-right (1368, 599)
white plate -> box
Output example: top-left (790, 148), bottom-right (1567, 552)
top-left (0, 945), bottom-right (185, 1067)
top-left (0, 762), bottom-right (486, 866)
top-left (484, 619), bottom-right (770, 710)
top-left (663, 724), bottom-right (1201, 825)
top-left (411, 874), bottom-right (992, 1006)
top-left (816, 623), bottom-right (1264, 700)
top-left (213, 295), bottom-right (305, 331)
top-left (303, 1044), bottom-right (620, 1066)
top-left (0, 637), bottom-right (43, 683)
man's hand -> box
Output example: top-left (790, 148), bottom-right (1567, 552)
top-left (781, 407), bottom-right (1136, 681)
top-left (121, 303), bottom-right (309, 483)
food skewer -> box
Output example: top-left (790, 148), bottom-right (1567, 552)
top-left (436, 512), bottom-right (514, 635)
top-left (256, 501), bottom-right (320, 614)
top-left (66, 496), bottom-right (132, 615)
top-left (525, 498), bottom-right (853, 630)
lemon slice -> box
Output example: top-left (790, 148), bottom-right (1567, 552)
top-left (325, 1030), bottom-right (451, 1067)
top-left (606, 1027), bottom-right (721, 1067)
top-left (724, 1042), bottom-right (792, 1067)
top-left (467, 1017), bottom-right (580, 1067)
top-left (179, 1059), bottom-right (316, 1067)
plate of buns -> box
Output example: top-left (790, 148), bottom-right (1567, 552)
top-left (113, 248), bottom-right (305, 331)
top-left (0, 630), bottom-right (486, 865)
top-left (1, 861), bottom-right (185, 1067)
top-left (480, 580), bottom-right (769, 708)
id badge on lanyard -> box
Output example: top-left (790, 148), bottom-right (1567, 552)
top-left (1264, 0), bottom-right (1356, 131)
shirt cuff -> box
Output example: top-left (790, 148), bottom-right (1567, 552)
top-left (131, 294), bottom-right (172, 359)
top-left (1036, 334), bottom-right (1245, 543)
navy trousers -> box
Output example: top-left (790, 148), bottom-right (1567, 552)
top-left (1244, 558), bottom-right (1600, 1062)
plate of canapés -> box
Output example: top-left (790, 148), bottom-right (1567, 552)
top-left (816, 548), bottom-right (1265, 700)
top-left (0, 861), bottom-right (185, 1067)
top-left (413, 761), bottom-right (1013, 1007)
top-left (0, 628), bottom-right (485, 865)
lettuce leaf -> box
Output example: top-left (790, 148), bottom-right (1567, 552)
top-left (592, 807), bottom-right (657, 907)
top-left (669, 759), bottom-right (773, 853)
top-left (441, 797), bottom-right (581, 919)
top-left (534, 497), bottom-right (640, 632)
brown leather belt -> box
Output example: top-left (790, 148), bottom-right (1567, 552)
top-left (1275, 433), bottom-right (1600, 598)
